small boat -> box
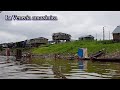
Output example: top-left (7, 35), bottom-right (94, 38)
top-left (77, 48), bottom-right (120, 62)
top-left (91, 58), bottom-right (120, 62)
top-left (78, 57), bottom-right (120, 62)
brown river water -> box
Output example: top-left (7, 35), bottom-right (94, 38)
top-left (0, 56), bottom-right (120, 79)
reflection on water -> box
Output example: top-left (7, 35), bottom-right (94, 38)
top-left (0, 56), bottom-right (120, 79)
top-left (78, 60), bottom-right (87, 70)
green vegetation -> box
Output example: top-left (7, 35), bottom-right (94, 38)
top-left (31, 40), bottom-right (120, 55)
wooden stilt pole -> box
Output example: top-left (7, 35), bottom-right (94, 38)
top-left (16, 49), bottom-right (22, 61)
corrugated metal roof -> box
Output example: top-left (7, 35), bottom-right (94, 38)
top-left (79, 35), bottom-right (94, 38)
top-left (30, 37), bottom-right (48, 40)
top-left (112, 26), bottom-right (120, 33)
top-left (52, 32), bottom-right (71, 36)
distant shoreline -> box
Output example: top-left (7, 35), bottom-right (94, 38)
top-left (1, 40), bottom-right (120, 59)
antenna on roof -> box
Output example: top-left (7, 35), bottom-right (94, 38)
top-left (103, 26), bottom-right (106, 41)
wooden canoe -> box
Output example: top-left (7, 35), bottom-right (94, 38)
top-left (78, 58), bottom-right (120, 62)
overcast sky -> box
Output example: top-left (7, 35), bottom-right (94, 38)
top-left (0, 11), bottom-right (120, 43)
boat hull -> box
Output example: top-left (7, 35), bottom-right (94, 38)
top-left (78, 58), bottom-right (120, 62)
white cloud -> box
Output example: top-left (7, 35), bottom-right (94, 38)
top-left (0, 31), bottom-right (27, 43)
top-left (0, 11), bottom-right (120, 43)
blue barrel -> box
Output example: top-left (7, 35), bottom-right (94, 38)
top-left (77, 48), bottom-right (83, 58)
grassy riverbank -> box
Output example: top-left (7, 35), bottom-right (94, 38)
top-left (31, 40), bottom-right (120, 56)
